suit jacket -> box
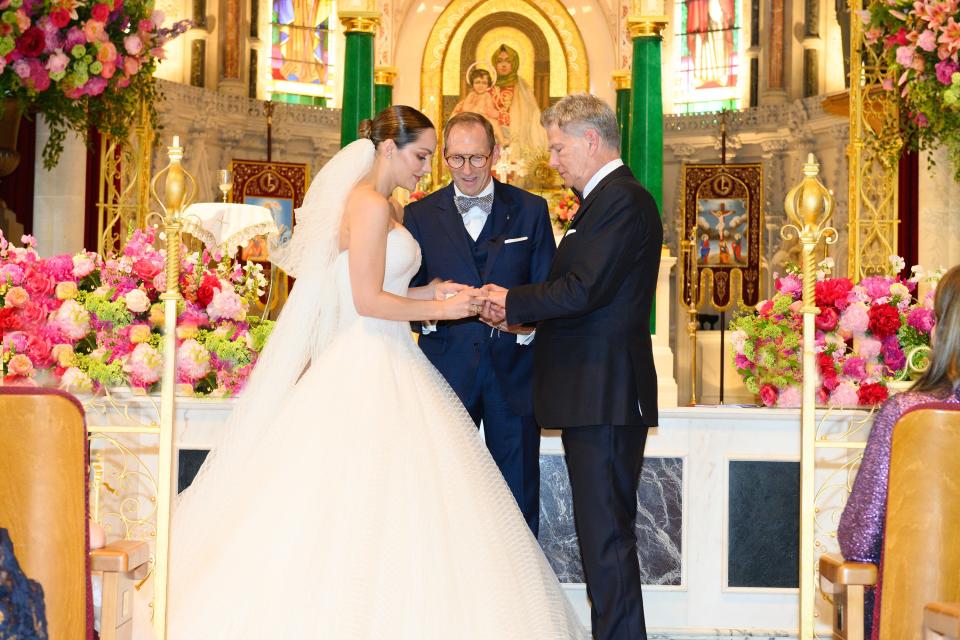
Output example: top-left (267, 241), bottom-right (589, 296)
top-left (506, 165), bottom-right (662, 428)
top-left (404, 180), bottom-right (556, 417)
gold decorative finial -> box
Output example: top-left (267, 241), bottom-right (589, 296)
top-left (782, 153), bottom-right (838, 311)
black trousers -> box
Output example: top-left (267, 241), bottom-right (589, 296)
top-left (561, 424), bottom-right (648, 640)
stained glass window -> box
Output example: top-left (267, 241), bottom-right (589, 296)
top-left (673, 0), bottom-right (743, 114)
top-left (269, 0), bottom-right (337, 106)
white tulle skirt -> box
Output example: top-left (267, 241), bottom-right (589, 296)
top-left (163, 322), bottom-right (587, 639)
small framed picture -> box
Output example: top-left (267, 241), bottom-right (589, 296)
top-left (229, 160), bottom-right (310, 262)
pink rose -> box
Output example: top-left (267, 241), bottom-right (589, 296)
top-left (45, 49), bottom-right (69, 75)
top-left (97, 41), bottom-right (118, 63)
top-left (133, 257), bottom-right (163, 281)
top-left (8, 354), bottom-right (34, 377)
top-left (124, 288), bottom-right (151, 313)
top-left (123, 34), bottom-right (143, 55)
top-left (123, 56), bottom-right (140, 76)
top-left (55, 281), bottom-right (78, 300)
top-left (72, 254), bottom-right (96, 278)
top-left (759, 384), bottom-right (779, 407)
top-left (4, 286), bottom-right (29, 307)
top-left (23, 268), bottom-right (54, 296)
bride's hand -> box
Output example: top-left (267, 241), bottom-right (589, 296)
top-left (434, 280), bottom-right (469, 301)
top-left (440, 287), bottom-right (487, 320)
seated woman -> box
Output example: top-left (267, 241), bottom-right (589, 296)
top-left (838, 264), bottom-right (960, 640)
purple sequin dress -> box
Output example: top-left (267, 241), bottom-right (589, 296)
top-left (837, 385), bottom-right (960, 640)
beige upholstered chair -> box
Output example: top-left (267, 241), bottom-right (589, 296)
top-left (924, 603), bottom-right (960, 639)
top-left (820, 406), bottom-right (960, 640)
top-left (0, 388), bottom-right (149, 640)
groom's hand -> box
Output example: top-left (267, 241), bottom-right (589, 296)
top-left (480, 284), bottom-right (508, 327)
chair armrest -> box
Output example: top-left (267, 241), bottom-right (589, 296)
top-left (819, 552), bottom-right (878, 587)
top-left (90, 540), bottom-right (150, 572)
top-left (925, 602), bottom-right (960, 638)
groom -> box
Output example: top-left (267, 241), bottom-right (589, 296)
top-left (403, 112), bottom-right (556, 534)
top-left (483, 94), bottom-right (662, 640)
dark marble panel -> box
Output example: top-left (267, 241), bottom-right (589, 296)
top-left (727, 460), bottom-right (799, 588)
top-left (178, 449), bottom-right (210, 494)
top-left (538, 454), bottom-right (683, 585)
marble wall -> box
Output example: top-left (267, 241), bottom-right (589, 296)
top-left (539, 454), bottom-right (683, 585)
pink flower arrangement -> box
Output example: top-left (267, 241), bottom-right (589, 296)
top-left (0, 228), bottom-right (273, 396)
top-left (0, 0), bottom-right (190, 168)
top-left (730, 260), bottom-right (941, 408)
top-left (860, 0), bottom-right (960, 178)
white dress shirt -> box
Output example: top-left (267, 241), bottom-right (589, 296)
top-left (422, 179), bottom-right (534, 345)
top-left (582, 158), bottom-right (624, 200)
top-left (454, 180), bottom-right (495, 242)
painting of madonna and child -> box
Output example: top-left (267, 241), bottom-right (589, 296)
top-left (447, 43), bottom-right (551, 190)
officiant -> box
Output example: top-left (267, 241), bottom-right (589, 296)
top-left (403, 112), bottom-right (556, 534)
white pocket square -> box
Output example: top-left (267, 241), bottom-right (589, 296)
top-left (563, 229), bottom-right (577, 237)
top-left (504, 236), bottom-right (528, 244)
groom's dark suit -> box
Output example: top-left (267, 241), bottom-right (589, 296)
top-left (505, 164), bottom-right (662, 640)
top-left (404, 179), bottom-right (555, 534)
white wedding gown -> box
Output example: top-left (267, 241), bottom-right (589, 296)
top-left (166, 226), bottom-right (587, 639)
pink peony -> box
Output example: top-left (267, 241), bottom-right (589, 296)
top-left (1, 263), bottom-right (25, 285)
top-left (59, 367), bottom-right (93, 393)
top-left (52, 299), bottom-right (91, 340)
top-left (815, 306), bottom-right (839, 332)
top-left (777, 386), bottom-right (801, 407)
top-left (936, 58), bottom-right (960, 84)
top-left (842, 356), bottom-right (867, 380)
top-left (829, 381), bottom-right (861, 408)
top-left (855, 336), bottom-right (882, 361)
top-left (207, 288), bottom-right (246, 322)
top-left (176, 338), bottom-right (211, 381)
top-left (776, 274), bottom-right (803, 298)
top-left (839, 302), bottom-right (870, 337)
top-left (124, 343), bottom-right (163, 386)
top-left (907, 306), bottom-right (935, 333)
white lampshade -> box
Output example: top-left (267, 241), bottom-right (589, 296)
top-left (180, 203), bottom-right (279, 255)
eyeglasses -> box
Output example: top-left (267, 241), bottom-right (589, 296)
top-left (445, 154), bottom-right (490, 169)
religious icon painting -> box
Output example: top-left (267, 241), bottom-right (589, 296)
top-left (228, 160), bottom-right (309, 263)
top-left (681, 163), bottom-right (763, 310)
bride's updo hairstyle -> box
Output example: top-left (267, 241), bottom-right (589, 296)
top-left (358, 105), bottom-right (434, 150)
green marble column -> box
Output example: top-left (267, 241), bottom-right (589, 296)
top-left (339, 12), bottom-right (378, 147)
top-left (627, 21), bottom-right (666, 215)
top-left (613, 70), bottom-right (631, 164)
top-left (374, 67), bottom-right (397, 114)
top-left (627, 20), bottom-right (666, 334)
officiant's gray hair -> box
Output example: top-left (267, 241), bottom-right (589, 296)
top-left (541, 94), bottom-right (620, 153)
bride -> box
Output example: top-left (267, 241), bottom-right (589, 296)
top-left (165, 105), bottom-right (587, 638)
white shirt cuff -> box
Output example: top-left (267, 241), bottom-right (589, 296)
top-left (422, 321), bottom-right (437, 334)
top-left (516, 330), bottom-right (535, 346)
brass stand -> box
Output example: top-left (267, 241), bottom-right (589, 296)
top-left (782, 154), bottom-right (837, 639)
top-left (681, 227), bottom-right (699, 406)
top-left (149, 136), bottom-right (198, 639)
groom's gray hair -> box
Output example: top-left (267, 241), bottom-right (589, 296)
top-left (541, 94), bottom-right (620, 153)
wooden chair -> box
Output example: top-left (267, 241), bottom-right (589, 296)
top-left (820, 405), bottom-right (960, 639)
top-left (0, 388), bottom-right (149, 640)
top-left (925, 603), bottom-right (960, 640)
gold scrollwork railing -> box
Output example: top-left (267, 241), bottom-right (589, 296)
top-left (847, 0), bottom-right (902, 280)
top-left (97, 99), bottom-right (154, 256)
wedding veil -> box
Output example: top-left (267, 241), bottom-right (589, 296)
top-left (171, 138), bottom-right (375, 536)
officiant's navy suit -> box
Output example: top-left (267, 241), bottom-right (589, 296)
top-left (404, 179), bottom-right (555, 534)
